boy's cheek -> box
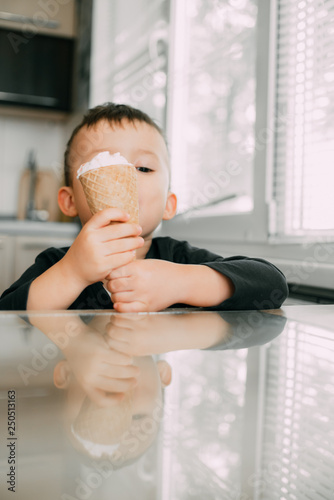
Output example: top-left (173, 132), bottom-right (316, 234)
top-left (138, 182), bottom-right (166, 206)
top-left (81, 211), bottom-right (93, 225)
top-left (76, 199), bottom-right (93, 225)
top-left (72, 181), bottom-right (93, 223)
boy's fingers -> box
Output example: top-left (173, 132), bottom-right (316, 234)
top-left (104, 236), bottom-right (144, 256)
top-left (86, 388), bottom-right (126, 407)
top-left (105, 316), bottom-right (142, 334)
top-left (108, 277), bottom-right (133, 293)
top-left (106, 338), bottom-right (132, 355)
top-left (104, 377), bottom-right (138, 393)
top-left (108, 314), bottom-right (144, 324)
top-left (105, 347), bottom-right (134, 365)
top-left (88, 376), bottom-right (138, 394)
top-left (100, 222), bottom-right (142, 242)
top-left (105, 318), bottom-right (133, 333)
top-left (108, 263), bottom-right (133, 279)
top-left (106, 328), bottom-right (131, 343)
top-left (88, 208), bottom-right (131, 228)
top-left (105, 250), bottom-right (137, 271)
top-left (114, 301), bottom-right (147, 313)
top-left (111, 291), bottom-right (135, 304)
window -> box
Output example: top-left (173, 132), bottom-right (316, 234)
top-left (272, 0), bottom-right (334, 238)
top-left (167, 0), bottom-right (334, 235)
top-left (168, 0), bottom-right (257, 216)
top-left (90, 0), bottom-right (170, 128)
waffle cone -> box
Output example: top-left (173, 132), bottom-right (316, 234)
top-left (79, 164), bottom-right (139, 224)
top-left (73, 393), bottom-right (133, 445)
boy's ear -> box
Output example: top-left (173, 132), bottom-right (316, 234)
top-left (157, 360), bottom-right (172, 388)
top-left (162, 191), bottom-right (177, 221)
top-left (53, 361), bottom-right (71, 389)
top-left (58, 186), bottom-right (78, 218)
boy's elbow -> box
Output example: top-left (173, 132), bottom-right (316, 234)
top-left (273, 277), bottom-right (289, 308)
top-left (274, 266), bottom-right (289, 307)
top-left (252, 265), bottom-right (288, 310)
top-left (264, 271), bottom-right (288, 309)
top-left (282, 276), bottom-right (289, 303)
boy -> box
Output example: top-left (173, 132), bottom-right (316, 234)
top-left (0, 103), bottom-right (288, 312)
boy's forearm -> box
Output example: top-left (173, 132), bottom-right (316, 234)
top-left (177, 264), bottom-right (234, 308)
top-left (26, 259), bottom-right (86, 310)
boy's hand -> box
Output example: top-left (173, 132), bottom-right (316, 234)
top-left (63, 326), bottom-right (140, 407)
top-left (106, 260), bottom-right (184, 312)
top-left (104, 312), bottom-right (231, 356)
top-left (61, 208), bottom-right (144, 287)
top-left (106, 260), bottom-right (234, 312)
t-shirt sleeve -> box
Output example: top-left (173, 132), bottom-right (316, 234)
top-left (158, 238), bottom-right (288, 311)
top-left (0, 247), bottom-right (67, 311)
top-left (203, 257), bottom-right (288, 310)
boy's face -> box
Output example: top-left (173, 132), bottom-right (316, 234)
top-left (68, 119), bottom-right (174, 237)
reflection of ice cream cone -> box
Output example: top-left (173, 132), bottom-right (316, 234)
top-left (77, 152), bottom-right (139, 224)
top-left (70, 390), bottom-right (159, 463)
top-left (73, 392), bottom-right (133, 446)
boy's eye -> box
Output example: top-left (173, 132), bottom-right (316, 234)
top-left (136, 166), bottom-right (153, 173)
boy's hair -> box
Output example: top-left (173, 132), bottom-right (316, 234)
top-left (64, 102), bottom-right (165, 186)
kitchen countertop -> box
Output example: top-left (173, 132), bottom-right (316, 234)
top-left (0, 305), bottom-right (333, 499)
top-left (0, 219), bottom-right (80, 237)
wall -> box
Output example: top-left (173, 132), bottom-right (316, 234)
top-left (0, 114), bottom-right (67, 217)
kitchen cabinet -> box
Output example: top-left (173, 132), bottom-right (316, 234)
top-left (0, 235), bottom-right (15, 293)
top-left (13, 235), bottom-right (74, 283)
top-left (0, 227), bottom-right (78, 295)
top-left (0, 0), bottom-right (76, 38)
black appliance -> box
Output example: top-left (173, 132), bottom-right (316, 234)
top-left (0, 27), bottom-right (74, 112)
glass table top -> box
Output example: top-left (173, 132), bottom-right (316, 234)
top-left (0, 305), bottom-right (333, 500)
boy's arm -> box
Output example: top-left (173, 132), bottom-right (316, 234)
top-left (107, 260), bottom-right (233, 312)
top-left (107, 252), bottom-right (288, 312)
top-left (27, 209), bottom-right (144, 310)
top-left (26, 258), bottom-right (89, 310)
top-left (0, 208), bottom-right (144, 311)
top-left (176, 264), bottom-right (235, 307)
top-left (171, 239), bottom-right (288, 310)
top-left (0, 247), bottom-right (64, 311)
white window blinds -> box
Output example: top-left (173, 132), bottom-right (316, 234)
top-left (272, 0), bottom-right (334, 238)
top-left (168, 0), bottom-right (257, 216)
top-left (259, 321), bottom-right (334, 499)
top-left (90, 0), bottom-right (169, 129)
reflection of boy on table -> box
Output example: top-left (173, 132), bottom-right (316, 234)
top-left (30, 314), bottom-right (172, 466)
top-left (27, 310), bottom-right (235, 464)
top-left (28, 309), bottom-right (287, 465)
top-left (55, 355), bottom-right (171, 465)
top-left (103, 310), bottom-right (287, 355)
top-left (0, 103), bottom-right (288, 312)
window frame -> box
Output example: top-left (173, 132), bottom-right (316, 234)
top-left (162, 0), bottom-right (334, 291)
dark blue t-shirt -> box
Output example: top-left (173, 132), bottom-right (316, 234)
top-left (0, 236), bottom-right (288, 311)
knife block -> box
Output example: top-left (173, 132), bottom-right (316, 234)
top-left (17, 169), bottom-right (61, 221)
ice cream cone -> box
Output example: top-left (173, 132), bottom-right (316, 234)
top-left (72, 393), bottom-right (133, 446)
top-left (79, 164), bottom-right (139, 224)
